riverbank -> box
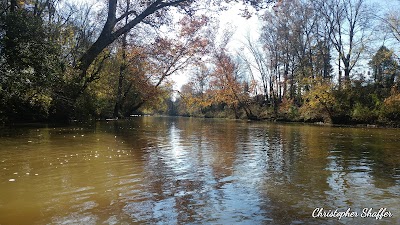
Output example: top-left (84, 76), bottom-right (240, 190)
top-left (2, 114), bottom-right (400, 129)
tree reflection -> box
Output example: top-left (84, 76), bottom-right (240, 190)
top-left (1, 118), bottom-right (400, 224)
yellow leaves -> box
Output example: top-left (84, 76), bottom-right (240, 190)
top-left (300, 78), bottom-right (336, 121)
top-left (305, 82), bottom-right (335, 107)
top-left (383, 92), bottom-right (400, 108)
top-left (381, 90), bottom-right (400, 121)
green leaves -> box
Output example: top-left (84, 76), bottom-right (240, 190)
top-left (0, 10), bottom-right (63, 122)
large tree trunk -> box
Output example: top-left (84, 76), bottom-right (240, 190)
top-left (77, 0), bottom-right (168, 76)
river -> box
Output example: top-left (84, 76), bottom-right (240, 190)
top-left (0, 117), bottom-right (399, 224)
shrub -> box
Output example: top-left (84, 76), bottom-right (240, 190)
top-left (381, 93), bottom-right (400, 122)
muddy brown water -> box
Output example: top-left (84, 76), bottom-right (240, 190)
top-left (0, 117), bottom-right (399, 224)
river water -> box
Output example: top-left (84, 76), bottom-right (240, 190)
top-left (0, 117), bottom-right (399, 224)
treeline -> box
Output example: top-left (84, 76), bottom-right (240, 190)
top-left (0, 0), bottom-right (213, 122)
top-left (1, 0), bottom-right (400, 126)
top-left (174, 0), bottom-right (400, 126)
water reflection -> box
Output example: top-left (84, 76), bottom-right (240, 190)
top-left (0, 118), bottom-right (400, 224)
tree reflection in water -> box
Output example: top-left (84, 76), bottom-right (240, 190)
top-left (0, 117), bottom-right (399, 224)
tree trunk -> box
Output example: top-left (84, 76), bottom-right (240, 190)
top-left (113, 35), bottom-right (127, 118)
top-left (113, 1), bottom-right (130, 118)
top-left (10, 0), bottom-right (17, 11)
top-left (343, 56), bottom-right (351, 88)
top-left (338, 57), bottom-right (342, 91)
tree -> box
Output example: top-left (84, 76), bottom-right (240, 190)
top-left (261, 0), bottom-right (326, 106)
top-left (369, 46), bottom-right (399, 95)
top-left (385, 10), bottom-right (400, 43)
top-left (113, 0), bottom-right (131, 118)
top-left (300, 78), bottom-right (336, 123)
top-left (318, 0), bottom-right (371, 88)
top-left (0, 1), bottom-right (63, 121)
top-left (240, 35), bottom-right (270, 104)
top-left (210, 48), bottom-right (255, 119)
top-left (75, 0), bottom-right (274, 90)
top-left (184, 64), bottom-right (213, 114)
top-left (49, 0), bottom-right (275, 121)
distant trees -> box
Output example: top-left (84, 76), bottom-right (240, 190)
top-left (254, 0), bottom-right (398, 124)
top-left (174, 0), bottom-right (400, 125)
top-left (1, 0), bottom-right (400, 125)
top-left (176, 28), bottom-right (256, 119)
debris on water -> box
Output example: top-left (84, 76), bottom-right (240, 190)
top-left (9, 179), bottom-right (15, 182)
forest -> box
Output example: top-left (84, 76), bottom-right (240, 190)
top-left (1, 0), bottom-right (400, 125)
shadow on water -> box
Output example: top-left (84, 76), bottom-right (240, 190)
top-left (0, 117), bottom-right (400, 224)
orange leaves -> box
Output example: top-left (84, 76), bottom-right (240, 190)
top-left (179, 15), bottom-right (209, 37)
top-left (113, 14), bottom-right (211, 113)
top-left (208, 52), bottom-right (242, 106)
top-left (143, 15), bottom-right (210, 88)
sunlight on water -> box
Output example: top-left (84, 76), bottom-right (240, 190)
top-left (0, 117), bottom-right (400, 224)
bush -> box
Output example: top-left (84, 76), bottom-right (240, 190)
top-left (351, 102), bottom-right (378, 123)
top-left (380, 93), bottom-right (400, 122)
top-left (278, 98), bottom-right (300, 121)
